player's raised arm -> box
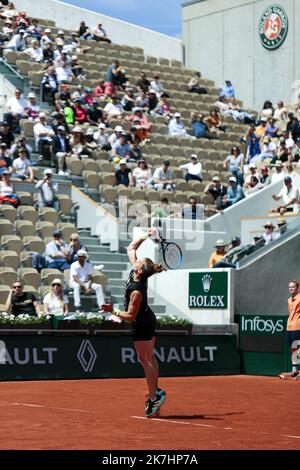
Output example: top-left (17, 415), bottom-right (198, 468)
top-left (127, 227), bottom-right (159, 265)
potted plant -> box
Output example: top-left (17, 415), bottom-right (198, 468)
top-left (0, 313), bottom-right (52, 335)
top-left (77, 313), bottom-right (104, 335)
top-left (156, 315), bottom-right (193, 336)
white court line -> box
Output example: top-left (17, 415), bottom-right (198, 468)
top-left (132, 416), bottom-right (216, 428)
top-left (10, 402), bottom-right (97, 414)
top-left (281, 434), bottom-right (300, 439)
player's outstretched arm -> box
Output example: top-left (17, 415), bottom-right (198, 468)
top-left (127, 228), bottom-right (158, 265)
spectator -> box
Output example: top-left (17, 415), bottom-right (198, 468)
top-left (43, 278), bottom-right (69, 317)
top-left (10, 135), bottom-right (32, 159)
top-left (255, 117), bottom-right (268, 139)
top-left (109, 125), bottom-right (123, 148)
top-left (35, 168), bottom-right (59, 211)
top-left (148, 88), bottom-right (158, 113)
top-left (259, 165), bottom-right (271, 187)
top-left (45, 230), bottom-right (70, 271)
top-left (204, 176), bottom-right (227, 211)
top-left (73, 98), bottom-right (88, 124)
top-left (262, 221), bottom-right (279, 244)
top-left (4, 88), bottom-right (27, 132)
top-left (128, 107), bottom-right (152, 143)
top-left (135, 90), bottom-right (149, 111)
top-left (152, 160), bottom-right (175, 191)
top-left (0, 169), bottom-right (20, 208)
top-left (244, 162), bottom-right (259, 190)
top-left (132, 158), bottom-right (152, 189)
top-left (179, 154), bottom-right (203, 182)
top-left (276, 139), bottom-right (289, 164)
top-left (0, 143), bottom-right (12, 172)
top-left (129, 139), bottom-right (143, 162)
top-left (34, 112), bottom-right (55, 161)
top-left (92, 22), bottom-right (111, 43)
top-left (271, 160), bottom-right (285, 184)
top-left (152, 197), bottom-right (172, 219)
top-left (11, 147), bottom-right (34, 182)
top-left (221, 237), bottom-right (243, 267)
top-left (168, 112), bottom-right (189, 137)
top-left (5, 281), bottom-right (39, 316)
top-left (0, 121), bottom-right (14, 147)
top-left (70, 249), bottom-right (105, 314)
top-left (69, 233), bottom-right (89, 264)
top-left (5, 29), bottom-right (26, 51)
top-left (110, 132), bottom-right (133, 163)
top-left (220, 80), bottom-right (235, 98)
top-left (245, 126), bottom-right (261, 162)
top-left (104, 60), bottom-right (121, 96)
top-left (271, 176), bottom-right (299, 214)
top-left (277, 217), bottom-right (287, 236)
top-left (284, 162), bottom-right (298, 181)
top-left (25, 92), bottom-right (40, 120)
top-left (150, 73), bottom-right (164, 97)
top-left (55, 61), bottom-right (73, 83)
top-left (93, 77), bottom-right (106, 99)
top-left (266, 117), bottom-right (279, 138)
top-left (260, 100), bottom-right (274, 120)
top-left (78, 20), bottom-right (92, 40)
top-left (41, 66), bottom-right (59, 105)
top-left (103, 95), bottom-right (124, 120)
top-left (274, 100), bottom-right (288, 121)
top-left (182, 196), bottom-right (203, 219)
top-left (224, 146), bottom-right (244, 186)
top-left (70, 126), bottom-right (90, 159)
top-left (42, 41), bottom-right (54, 63)
top-left (115, 159), bottom-right (134, 186)
top-left (205, 108), bottom-right (226, 134)
top-left (245, 175), bottom-right (263, 196)
top-left (191, 112), bottom-right (213, 139)
top-left (24, 39), bottom-right (43, 62)
top-left (208, 239), bottom-right (226, 268)
top-left (136, 72), bottom-right (150, 94)
top-left (93, 123), bottom-right (111, 151)
top-left (71, 55), bottom-right (85, 80)
top-left (188, 71), bottom-right (207, 95)
top-left (259, 135), bottom-right (277, 161)
top-left (151, 93), bottom-right (170, 117)
top-left (121, 87), bottom-right (135, 112)
top-left (220, 176), bottom-right (245, 209)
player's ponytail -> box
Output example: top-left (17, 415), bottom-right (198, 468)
top-left (142, 258), bottom-right (166, 278)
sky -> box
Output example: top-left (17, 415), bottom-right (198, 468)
top-left (62, 0), bottom-right (183, 37)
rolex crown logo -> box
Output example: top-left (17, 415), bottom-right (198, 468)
top-left (202, 274), bottom-right (213, 293)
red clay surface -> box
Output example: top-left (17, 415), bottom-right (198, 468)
top-left (0, 375), bottom-right (299, 450)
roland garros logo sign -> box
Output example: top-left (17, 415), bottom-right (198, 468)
top-left (259, 5), bottom-right (288, 50)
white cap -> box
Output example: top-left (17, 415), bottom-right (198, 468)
top-left (215, 239), bottom-right (226, 247)
top-left (39, 112), bottom-right (46, 118)
top-left (44, 168), bottom-right (53, 175)
top-left (229, 176), bottom-right (237, 183)
top-left (119, 159), bottom-right (127, 165)
top-left (77, 249), bottom-right (88, 257)
top-left (58, 30), bottom-right (64, 34)
top-left (27, 92), bottom-right (36, 99)
top-left (44, 28), bottom-right (51, 33)
top-left (71, 55), bottom-right (78, 60)
top-left (249, 162), bottom-right (256, 169)
top-left (149, 88), bottom-right (156, 93)
top-left (174, 112), bottom-right (181, 117)
top-left (190, 154), bottom-right (198, 160)
top-left (19, 29), bottom-right (25, 34)
top-left (51, 278), bottom-right (63, 285)
top-left (115, 125), bottom-right (123, 132)
top-left (98, 123), bottom-right (106, 129)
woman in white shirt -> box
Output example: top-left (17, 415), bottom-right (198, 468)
top-left (179, 154), bottom-right (203, 182)
top-left (43, 278), bottom-right (69, 316)
top-left (132, 159), bottom-right (152, 188)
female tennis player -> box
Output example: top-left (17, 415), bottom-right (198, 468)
top-left (103, 227), bottom-right (166, 417)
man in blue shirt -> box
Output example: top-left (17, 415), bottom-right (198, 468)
top-left (222, 176), bottom-right (245, 208)
top-left (220, 80), bottom-right (235, 98)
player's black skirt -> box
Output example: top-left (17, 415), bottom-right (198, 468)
top-left (132, 315), bottom-right (157, 342)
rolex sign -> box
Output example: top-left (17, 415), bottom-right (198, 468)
top-left (189, 272), bottom-right (228, 309)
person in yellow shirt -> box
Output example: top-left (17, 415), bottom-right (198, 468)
top-left (279, 279), bottom-right (300, 379)
top-left (208, 239), bottom-right (226, 268)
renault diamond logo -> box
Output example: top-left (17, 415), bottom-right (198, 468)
top-left (202, 274), bottom-right (212, 293)
top-left (77, 339), bottom-right (97, 373)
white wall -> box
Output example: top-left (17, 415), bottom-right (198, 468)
top-left (149, 268), bottom-right (234, 325)
top-left (183, 0), bottom-right (298, 110)
top-left (0, 73), bottom-right (15, 120)
top-left (15, 0), bottom-right (183, 61)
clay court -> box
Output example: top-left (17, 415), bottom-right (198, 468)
top-left (0, 375), bottom-right (299, 450)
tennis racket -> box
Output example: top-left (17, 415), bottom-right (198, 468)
top-left (159, 238), bottom-right (183, 270)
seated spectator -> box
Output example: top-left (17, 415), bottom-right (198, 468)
top-left (103, 95), bottom-right (124, 120)
top-left (150, 93), bottom-right (170, 117)
top-left (34, 112), bottom-right (55, 161)
top-left (274, 100), bottom-right (288, 121)
top-left (246, 126), bottom-right (261, 162)
top-left (255, 117), bottom-right (268, 139)
top-left (55, 61), bottom-right (73, 83)
top-left (132, 158), bottom-right (152, 188)
top-left (93, 123), bottom-right (111, 151)
top-left (110, 132), bottom-right (133, 163)
top-left (275, 140), bottom-right (289, 164)
top-left (70, 126), bottom-right (91, 159)
top-left (219, 97), bottom-right (253, 123)
top-left (129, 139), bottom-right (143, 162)
top-left (135, 72), bottom-right (150, 93)
top-left (10, 135), bottom-right (31, 159)
top-left (73, 98), bottom-right (88, 124)
top-left (78, 20), bottom-right (92, 40)
top-left (244, 162), bottom-right (259, 190)
top-left (128, 107), bottom-right (152, 142)
top-left (262, 221), bottom-right (279, 245)
top-left (93, 77), bottom-right (106, 99)
top-left (121, 87), bottom-right (135, 112)
top-left (220, 80), bottom-right (235, 98)
top-left (204, 176), bottom-right (227, 211)
top-left (51, 125), bottom-right (71, 174)
top-left (5, 281), bottom-right (39, 316)
top-left (259, 135), bottom-right (277, 161)
top-left (205, 108), bottom-right (226, 134)
top-left (148, 88), bottom-right (158, 113)
top-left (92, 22), bottom-right (111, 43)
top-left (220, 176), bottom-right (245, 209)
top-left (266, 117), bottom-right (279, 138)
top-left (208, 239), bottom-right (227, 268)
top-left (188, 71), bottom-right (207, 94)
top-left (284, 162), bottom-right (298, 181)
top-left (4, 88), bottom-right (27, 132)
top-left (42, 42), bottom-right (55, 63)
top-left (260, 100), bottom-right (274, 120)
top-left (109, 125), bottom-right (123, 148)
top-left (135, 90), bottom-right (149, 111)
top-left (259, 165), bottom-right (271, 187)
top-left (5, 29), bottom-right (26, 51)
top-left (150, 73), bottom-right (164, 97)
top-left (24, 39), bottom-right (43, 62)
top-left (191, 113), bottom-right (214, 139)
top-left (245, 175), bottom-right (264, 196)
top-left (11, 147), bottom-right (34, 182)
top-left (182, 196), bottom-right (203, 219)
top-left (104, 60), bottom-right (122, 96)
top-left (45, 230), bottom-right (71, 271)
top-left (223, 146), bottom-right (244, 186)
top-left (71, 55), bottom-right (85, 80)
top-left (25, 92), bottom-right (40, 120)
top-left (271, 176), bottom-right (299, 214)
top-left (277, 217), bottom-right (287, 236)
top-left (0, 121), bottom-right (14, 147)
top-left (180, 154), bottom-right (203, 182)
top-left (168, 112), bottom-right (189, 137)
top-left (41, 66), bottom-right (59, 105)
top-left (43, 278), bottom-right (69, 317)
top-left (115, 159), bottom-right (134, 186)
top-left (271, 160), bottom-right (285, 184)
top-left (152, 197), bottom-right (172, 219)
top-left (152, 160), bottom-right (175, 191)
top-left (35, 168), bottom-right (60, 211)
top-left (0, 143), bottom-right (12, 171)
top-left (220, 237), bottom-right (243, 267)
top-left (1, 2), bottom-right (19, 21)
top-left (0, 169), bottom-right (20, 207)
top-left (69, 233), bottom-right (89, 264)
top-left (70, 250), bottom-right (105, 314)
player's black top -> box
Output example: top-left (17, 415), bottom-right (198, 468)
top-left (124, 269), bottom-right (156, 341)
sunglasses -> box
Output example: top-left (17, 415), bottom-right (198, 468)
top-left (52, 283), bottom-right (61, 287)
top-left (70, 238), bottom-right (78, 241)
top-left (13, 285), bottom-right (22, 288)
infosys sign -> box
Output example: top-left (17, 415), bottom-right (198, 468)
top-left (188, 272), bottom-right (228, 309)
top-left (240, 315), bottom-right (285, 335)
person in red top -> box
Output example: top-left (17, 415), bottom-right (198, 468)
top-left (279, 279), bottom-right (300, 379)
top-left (73, 98), bottom-right (88, 124)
